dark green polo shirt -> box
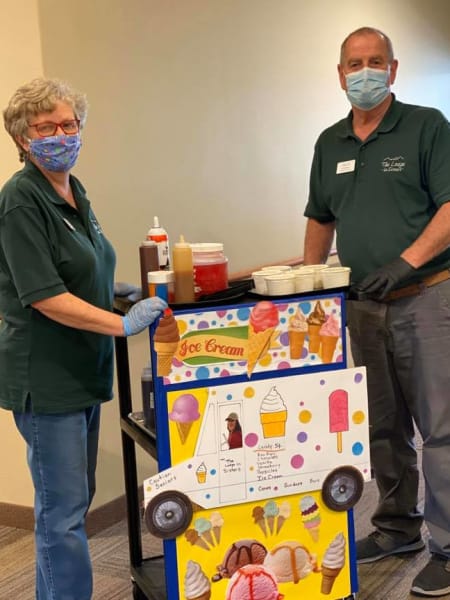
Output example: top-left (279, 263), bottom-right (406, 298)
top-left (305, 97), bottom-right (450, 284)
top-left (0, 161), bottom-right (116, 414)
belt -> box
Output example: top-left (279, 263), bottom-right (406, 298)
top-left (384, 268), bottom-right (450, 302)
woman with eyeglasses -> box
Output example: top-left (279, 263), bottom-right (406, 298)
top-left (0, 78), bottom-right (167, 600)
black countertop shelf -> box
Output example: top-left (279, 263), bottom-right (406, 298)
top-left (120, 416), bottom-right (157, 460)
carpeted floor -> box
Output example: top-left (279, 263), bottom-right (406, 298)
top-left (0, 518), bottom-right (163, 599)
top-left (1, 444), bottom-right (445, 600)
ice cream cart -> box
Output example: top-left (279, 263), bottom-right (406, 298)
top-left (142, 290), bottom-right (370, 600)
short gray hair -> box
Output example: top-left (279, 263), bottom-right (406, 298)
top-left (3, 77), bottom-right (88, 162)
top-left (340, 27), bottom-right (395, 64)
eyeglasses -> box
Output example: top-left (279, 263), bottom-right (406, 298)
top-left (28, 119), bottom-right (80, 138)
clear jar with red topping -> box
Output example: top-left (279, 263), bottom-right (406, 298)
top-left (191, 243), bottom-right (229, 298)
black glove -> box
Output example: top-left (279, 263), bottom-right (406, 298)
top-left (351, 257), bottom-right (416, 301)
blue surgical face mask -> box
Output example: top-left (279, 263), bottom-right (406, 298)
top-left (29, 133), bottom-right (81, 172)
top-left (345, 67), bottom-right (390, 111)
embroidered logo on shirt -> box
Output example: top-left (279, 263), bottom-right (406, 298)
top-left (90, 216), bottom-right (103, 235)
top-left (381, 156), bottom-right (406, 172)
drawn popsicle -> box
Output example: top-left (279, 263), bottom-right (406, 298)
top-left (329, 389), bottom-right (349, 453)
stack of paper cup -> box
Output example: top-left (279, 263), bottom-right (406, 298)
top-left (303, 264), bottom-right (330, 289)
top-left (322, 266), bottom-right (351, 289)
top-left (265, 273), bottom-right (296, 295)
top-left (261, 265), bottom-right (292, 273)
top-left (292, 267), bottom-right (315, 293)
top-left (252, 269), bottom-right (281, 294)
top-left (252, 266), bottom-right (291, 294)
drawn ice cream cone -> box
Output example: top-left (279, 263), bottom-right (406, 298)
top-left (246, 302), bottom-right (279, 377)
top-left (247, 326), bottom-right (275, 376)
top-left (194, 517), bottom-right (215, 548)
top-left (184, 560), bottom-right (212, 600)
top-left (320, 336), bottom-right (338, 363)
top-left (252, 506), bottom-right (267, 537)
top-left (289, 331), bottom-right (306, 359)
top-left (307, 324), bottom-right (321, 353)
top-left (260, 411), bottom-right (288, 438)
top-left (320, 532), bottom-right (346, 595)
top-left (196, 462), bottom-right (207, 484)
top-left (260, 386), bottom-right (288, 438)
top-left (185, 529), bottom-right (210, 551)
top-left (263, 500), bottom-right (279, 536)
top-left (321, 566), bottom-right (343, 594)
top-left (319, 313), bottom-right (340, 364)
top-left (154, 342), bottom-right (178, 375)
top-left (276, 501), bottom-right (291, 534)
top-left (288, 309), bottom-right (307, 359)
top-left (176, 421), bottom-right (193, 445)
top-left (212, 526), bottom-right (221, 544)
top-left (169, 393), bottom-right (200, 445)
top-left (210, 512), bottom-right (224, 544)
top-left (201, 529), bottom-right (215, 547)
top-left (309, 526), bottom-right (320, 543)
top-left (300, 495), bottom-right (321, 543)
top-left (307, 301), bottom-right (326, 354)
top-left (275, 516), bottom-right (286, 534)
top-left (153, 308), bottom-right (180, 376)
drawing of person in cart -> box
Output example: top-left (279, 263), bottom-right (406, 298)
top-left (225, 412), bottom-right (243, 450)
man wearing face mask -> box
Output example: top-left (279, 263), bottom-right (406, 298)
top-left (303, 27), bottom-right (450, 596)
top-left (0, 78), bottom-right (168, 600)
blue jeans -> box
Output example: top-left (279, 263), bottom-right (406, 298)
top-left (14, 401), bottom-right (101, 600)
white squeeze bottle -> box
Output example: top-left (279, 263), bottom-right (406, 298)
top-left (147, 216), bottom-right (169, 269)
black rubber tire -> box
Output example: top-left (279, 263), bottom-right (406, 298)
top-left (321, 465), bottom-right (364, 512)
top-left (144, 490), bottom-right (193, 539)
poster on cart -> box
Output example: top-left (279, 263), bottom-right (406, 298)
top-left (151, 294), bottom-right (347, 384)
top-left (145, 293), bottom-right (370, 600)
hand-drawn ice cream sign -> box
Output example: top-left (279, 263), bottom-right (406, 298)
top-left (185, 529), bottom-right (346, 599)
top-left (144, 367), bottom-right (370, 511)
top-left (176, 495), bottom-right (350, 598)
top-left (152, 298), bottom-right (345, 382)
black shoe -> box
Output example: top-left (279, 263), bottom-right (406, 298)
top-left (411, 554), bottom-right (450, 596)
top-left (357, 531), bottom-right (425, 564)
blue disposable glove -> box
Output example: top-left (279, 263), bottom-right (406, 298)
top-left (122, 297), bottom-right (168, 336)
top-left (114, 282), bottom-right (142, 303)
top-left (351, 257), bottom-right (416, 300)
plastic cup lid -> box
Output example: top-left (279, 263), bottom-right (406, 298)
top-left (148, 270), bottom-right (175, 283)
top-left (190, 243), bottom-right (224, 252)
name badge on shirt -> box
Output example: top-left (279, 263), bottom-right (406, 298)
top-left (336, 159), bottom-right (356, 174)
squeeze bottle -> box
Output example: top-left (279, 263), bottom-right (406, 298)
top-left (139, 240), bottom-right (159, 298)
top-left (172, 235), bottom-right (195, 303)
top-left (147, 216), bottom-right (169, 269)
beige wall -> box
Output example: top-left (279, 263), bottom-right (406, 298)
top-left (0, 0), bottom-right (44, 505)
top-left (1, 0), bottom-right (450, 510)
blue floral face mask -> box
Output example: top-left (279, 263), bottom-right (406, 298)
top-left (345, 67), bottom-right (390, 111)
top-left (29, 133), bottom-right (81, 172)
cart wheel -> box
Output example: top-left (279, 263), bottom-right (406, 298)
top-left (132, 580), bottom-right (148, 599)
top-left (144, 490), bottom-right (193, 539)
top-left (321, 466), bottom-right (364, 512)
